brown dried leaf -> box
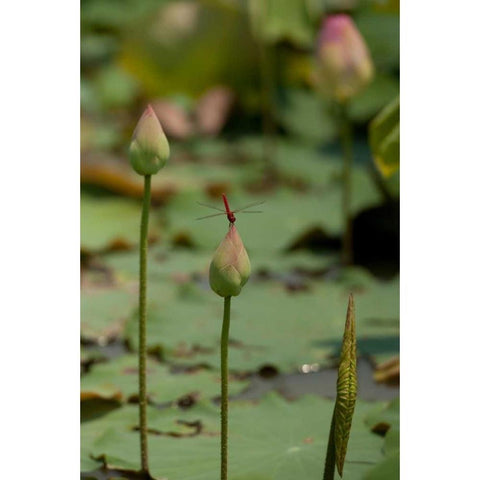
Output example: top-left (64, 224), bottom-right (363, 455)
top-left (81, 154), bottom-right (176, 201)
top-left (374, 356), bottom-right (399, 385)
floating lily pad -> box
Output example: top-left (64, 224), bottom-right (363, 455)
top-left (363, 451), bottom-right (399, 480)
top-left (276, 90), bottom-right (338, 144)
top-left (125, 277), bottom-right (398, 372)
top-left (85, 393), bottom-right (384, 479)
top-left (384, 426), bottom-right (400, 456)
top-left (364, 397), bottom-right (399, 434)
top-left (362, 398), bottom-right (400, 480)
top-left (81, 401), bottom-right (224, 472)
top-left (252, 250), bottom-right (339, 274)
top-left (95, 64), bottom-right (140, 109)
top-left (81, 354), bottom-right (249, 403)
top-left (150, 161), bottom-right (258, 194)
top-left (81, 428), bottom-right (104, 472)
top-left (334, 266), bottom-right (379, 290)
top-left (103, 246), bottom-right (338, 285)
top-left (249, 0), bottom-right (314, 47)
top-left (232, 138), bottom-right (341, 187)
top-left (272, 142), bottom-right (341, 186)
top-left (81, 289), bottom-right (134, 343)
top-left (102, 247), bottom-right (212, 283)
top-left (166, 189), bottom-right (340, 252)
top-left (164, 166), bottom-right (382, 252)
top-left (81, 345), bottom-right (107, 366)
top-left (81, 404), bottom-right (143, 472)
top-left (81, 194), bottom-right (161, 253)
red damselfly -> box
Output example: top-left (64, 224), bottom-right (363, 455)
top-left (196, 193), bottom-right (264, 225)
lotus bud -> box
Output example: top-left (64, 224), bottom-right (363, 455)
top-left (315, 14), bottom-right (374, 103)
top-left (209, 226), bottom-right (251, 298)
top-left (129, 104), bottom-right (170, 176)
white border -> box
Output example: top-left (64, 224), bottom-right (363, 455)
top-left (0, 0), bottom-right (79, 477)
top-left (401, 1), bottom-right (480, 478)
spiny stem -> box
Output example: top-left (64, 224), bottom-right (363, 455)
top-left (139, 174), bottom-right (151, 473)
top-left (323, 408), bottom-right (336, 480)
top-left (339, 103), bottom-right (353, 265)
top-left (220, 296), bottom-right (231, 480)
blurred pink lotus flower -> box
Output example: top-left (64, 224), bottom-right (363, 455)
top-left (195, 86), bottom-right (235, 137)
top-left (315, 14), bottom-right (374, 102)
top-left (150, 100), bottom-right (195, 141)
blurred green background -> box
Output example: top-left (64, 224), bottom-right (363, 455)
top-left (81, 1), bottom-right (400, 478)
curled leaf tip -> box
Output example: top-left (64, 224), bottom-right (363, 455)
top-left (346, 293), bottom-right (354, 327)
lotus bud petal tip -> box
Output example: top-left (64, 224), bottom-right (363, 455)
top-left (209, 226), bottom-right (251, 298)
top-left (315, 14), bottom-right (374, 102)
top-left (129, 104), bottom-right (170, 176)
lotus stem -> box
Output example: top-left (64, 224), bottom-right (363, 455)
top-left (339, 103), bottom-right (353, 265)
top-left (220, 296), bottom-right (232, 480)
top-left (323, 410), bottom-right (336, 480)
top-left (138, 174), bottom-right (151, 473)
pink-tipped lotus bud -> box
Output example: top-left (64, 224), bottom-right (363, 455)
top-left (209, 226), bottom-right (251, 298)
top-left (129, 105), bottom-right (170, 175)
top-left (315, 14), bottom-right (374, 103)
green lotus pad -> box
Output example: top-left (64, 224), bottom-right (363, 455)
top-left (363, 397), bottom-right (400, 479)
top-left (81, 194), bottom-right (161, 253)
top-left (81, 354), bottom-right (249, 403)
top-left (125, 277), bottom-right (399, 372)
top-left (364, 397), bottom-right (400, 433)
top-left (82, 393), bottom-right (385, 479)
top-left (81, 289), bottom-right (135, 343)
top-left (102, 246), bottom-right (338, 283)
top-left (163, 178), bottom-right (381, 252)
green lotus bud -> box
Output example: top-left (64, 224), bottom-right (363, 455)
top-left (129, 104), bottom-right (170, 176)
top-left (315, 14), bottom-right (374, 103)
top-left (209, 226), bottom-right (251, 298)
